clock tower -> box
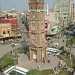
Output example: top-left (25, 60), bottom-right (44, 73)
top-left (29, 0), bottom-right (47, 62)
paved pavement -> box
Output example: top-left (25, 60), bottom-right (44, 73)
top-left (0, 44), bottom-right (12, 58)
top-left (18, 54), bottom-right (61, 70)
top-left (0, 42), bottom-right (21, 59)
top-left (48, 34), bottom-right (75, 56)
top-left (0, 17), bottom-right (28, 60)
top-left (18, 15), bottom-right (28, 41)
top-left (0, 18), bottom-right (75, 73)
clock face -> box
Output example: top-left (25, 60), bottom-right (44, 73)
top-left (40, 13), bottom-right (44, 18)
top-left (32, 14), bottom-right (36, 19)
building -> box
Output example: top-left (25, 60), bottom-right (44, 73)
top-left (0, 13), bottom-right (19, 30)
top-left (0, 23), bottom-right (12, 41)
top-left (0, 23), bottom-right (21, 42)
top-left (70, 1), bottom-right (74, 22)
top-left (45, 6), bottom-right (62, 35)
top-left (29, 0), bottom-right (47, 62)
top-left (3, 66), bottom-right (29, 75)
top-left (53, 0), bottom-right (74, 26)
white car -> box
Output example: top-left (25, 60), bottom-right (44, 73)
top-left (11, 43), bottom-right (18, 47)
top-left (53, 43), bottom-right (59, 47)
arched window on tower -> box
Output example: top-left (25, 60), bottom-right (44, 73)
top-left (31, 6), bottom-right (32, 9)
top-left (36, 6), bottom-right (37, 9)
top-left (44, 23), bottom-right (48, 28)
top-left (37, 0), bottom-right (38, 2)
top-left (3, 30), bottom-right (6, 34)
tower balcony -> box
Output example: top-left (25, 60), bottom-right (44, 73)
top-left (31, 30), bottom-right (37, 34)
top-left (28, 9), bottom-right (45, 12)
top-left (29, 43), bottom-right (46, 49)
top-left (30, 30), bottom-right (44, 34)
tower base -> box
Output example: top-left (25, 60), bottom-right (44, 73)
top-left (29, 47), bottom-right (47, 62)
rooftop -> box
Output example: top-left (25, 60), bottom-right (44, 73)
top-left (0, 23), bottom-right (11, 27)
top-left (3, 66), bottom-right (29, 75)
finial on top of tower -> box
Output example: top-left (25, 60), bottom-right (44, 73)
top-left (47, 4), bottom-right (49, 15)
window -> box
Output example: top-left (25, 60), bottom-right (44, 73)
top-left (64, 17), bottom-right (66, 19)
top-left (37, 0), bottom-right (38, 2)
top-left (36, 6), bottom-right (37, 9)
top-left (32, 34), bottom-right (35, 39)
top-left (31, 34), bottom-right (35, 44)
top-left (31, 6), bottom-right (32, 9)
top-left (45, 23), bottom-right (48, 28)
top-left (3, 30), bottom-right (6, 34)
top-left (31, 23), bottom-right (36, 30)
top-left (7, 31), bottom-right (10, 34)
top-left (41, 21), bottom-right (44, 30)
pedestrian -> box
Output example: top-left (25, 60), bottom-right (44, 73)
top-left (63, 40), bottom-right (64, 42)
top-left (48, 59), bottom-right (50, 63)
top-left (36, 59), bottom-right (37, 63)
top-left (58, 37), bottom-right (59, 39)
top-left (54, 67), bottom-right (56, 71)
top-left (38, 64), bottom-right (41, 69)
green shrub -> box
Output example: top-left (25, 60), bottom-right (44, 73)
top-left (57, 69), bottom-right (70, 75)
top-left (41, 69), bottom-right (54, 75)
top-left (59, 46), bottom-right (64, 50)
top-left (66, 55), bottom-right (74, 68)
top-left (18, 47), bottom-right (24, 54)
top-left (23, 46), bottom-right (29, 54)
top-left (26, 69), bottom-right (54, 75)
top-left (18, 46), bottom-right (29, 54)
top-left (0, 55), bottom-right (14, 69)
top-left (26, 69), bottom-right (41, 75)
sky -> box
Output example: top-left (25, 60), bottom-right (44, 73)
top-left (0, 0), bottom-right (54, 11)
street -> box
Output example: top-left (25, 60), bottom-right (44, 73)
top-left (48, 31), bottom-right (75, 56)
top-left (0, 15), bottom-right (29, 60)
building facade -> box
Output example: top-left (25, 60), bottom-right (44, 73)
top-left (53, 0), bottom-right (74, 26)
top-left (70, 1), bottom-right (74, 22)
top-left (45, 7), bottom-right (62, 35)
top-left (0, 23), bottom-right (21, 42)
top-left (0, 23), bottom-right (11, 37)
top-left (29, 0), bottom-right (47, 62)
top-left (0, 13), bottom-right (18, 30)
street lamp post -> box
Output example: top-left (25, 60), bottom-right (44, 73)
top-left (62, 20), bottom-right (65, 35)
top-left (11, 43), bottom-right (18, 75)
top-left (70, 48), bottom-right (72, 68)
top-left (13, 57), bottom-right (17, 75)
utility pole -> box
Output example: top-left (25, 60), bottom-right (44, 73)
top-left (70, 48), bottom-right (72, 68)
top-left (12, 43), bottom-right (18, 75)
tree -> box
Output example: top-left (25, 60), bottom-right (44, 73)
top-left (24, 14), bottom-right (29, 31)
top-left (73, 37), bottom-right (75, 45)
top-left (66, 36), bottom-right (73, 47)
top-left (0, 66), bottom-right (3, 73)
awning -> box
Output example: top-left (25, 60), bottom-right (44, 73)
top-left (51, 26), bottom-right (58, 29)
top-left (53, 26), bottom-right (58, 28)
